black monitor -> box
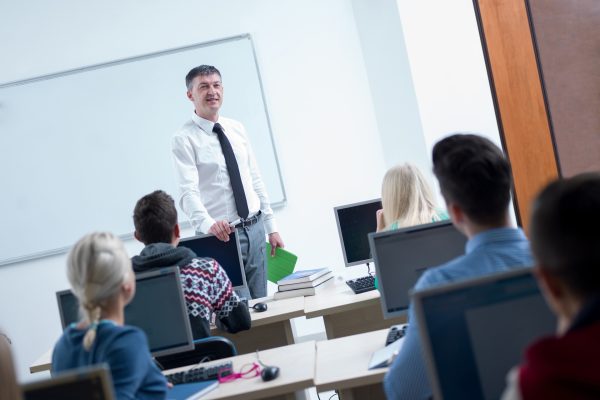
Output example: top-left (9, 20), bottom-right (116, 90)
top-left (334, 199), bottom-right (382, 267)
top-left (177, 230), bottom-right (247, 290)
top-left (56, 267), bottom-right (194, 358)
top-left (22, 364), bottom-right (115, 400)
top-left (413, 268), bottom-right (554, 400)
top-left (369, 221), bottom-right (467, 319)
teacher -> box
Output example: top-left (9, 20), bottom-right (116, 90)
top-left (172, 64), bottom-right (284, 299)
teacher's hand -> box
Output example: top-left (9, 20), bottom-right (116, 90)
top-left (268, 232), bottom-right (285, 256)
top-left (210, 220), bottom-right (233, 241)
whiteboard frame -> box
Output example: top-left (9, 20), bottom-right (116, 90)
top-left (0, 33), bottom-right (286, 267)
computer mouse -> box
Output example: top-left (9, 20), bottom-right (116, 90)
top-left (252, 302), bottom-right (268, 312)
top-left (261, 365), bottom-right (280, 382)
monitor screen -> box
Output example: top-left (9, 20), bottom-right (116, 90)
top-left (414, 268), bottom-right (555, 400)
top-left (56, 267), bottom-right (194, 358)
top-left (22, 364), bottom-right (115, 400)
top-left (177, 231), bottom-right (247, 289)
top-left (334, 199), bottom-right (382, 267)
top-left (369, 221), bottom-right (467, 319)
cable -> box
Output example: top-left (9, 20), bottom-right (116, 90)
top-left (367, 262), bottom-right (373, 276)
top-left (328, 392), bottom-right (339, 400)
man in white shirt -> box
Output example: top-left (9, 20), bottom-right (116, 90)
top-left (172, 65), bottom-right (284, 299)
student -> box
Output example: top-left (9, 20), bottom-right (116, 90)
top-left (384, 134), bottom-right (533, 400)
top-left (376, 163), bottom-right (448, 232)
top-left (131, 190), bottom-right (251, 339)
top-left (0, 330), bottom-right (22, 400)
top-left (52, 232), bottom-right (168, 400)
top-left (502, 173), bottom-right (600, 399)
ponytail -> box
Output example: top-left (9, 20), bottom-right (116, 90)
top-left (66, 232), bottom-right (131, 352)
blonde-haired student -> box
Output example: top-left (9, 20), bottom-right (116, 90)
top-left (0, 330), bottom-right (22, 400)
top-left (376, 163), bottom-right (448, 232)
top-left (52, 232), bottom-right (167, 400)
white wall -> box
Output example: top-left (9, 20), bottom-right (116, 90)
top-left (395, 0), bottom-right (501, 151)
top-left (0, 0), bottom-right (386, 380)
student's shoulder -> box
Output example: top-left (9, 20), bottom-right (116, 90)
top-left (182, 256), bottom-right (222, 276)
top-left (414, 254), bottom-right (472, 291)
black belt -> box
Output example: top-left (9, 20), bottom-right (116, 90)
top-left (233, 211), bottom-right (261, 229)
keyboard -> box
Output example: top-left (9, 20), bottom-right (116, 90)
top-left (165, 361), bottom-right (233, 385)
top-left (346, 275), bottom-right (376, 294)
top-left (385, 324), bottom-right (408, 346)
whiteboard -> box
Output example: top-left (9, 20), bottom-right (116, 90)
top-left (0, 34), bottom-right (286, 266)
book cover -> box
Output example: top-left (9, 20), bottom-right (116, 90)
top-left (166, 380), bottom-right (218, 400)
top-left (273, 275), bottom-right (333, 300)
top-left (278, 271), bottom-right (333, 291)
top-left (276, 268), bottom-right (331, 285)
top-left (266, 243), bottom-right (298, 284)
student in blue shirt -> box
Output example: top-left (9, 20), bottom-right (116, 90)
top-left (52, 232), bottom-right (168, 400)
top-left (384, 134), bottom-right (533, 400)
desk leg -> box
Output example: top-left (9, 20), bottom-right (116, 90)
top-left (216, 319), bottom-right (295, 355)
top-left (322, 303), bottom-right (406, 339)
top-left (339, 383), bottom-right (386, 400)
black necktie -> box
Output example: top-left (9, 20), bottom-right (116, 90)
top-left (213, 123), bottom-right (249, 219)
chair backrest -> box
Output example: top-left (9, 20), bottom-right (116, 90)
top-left (22, 364), bottom-right (115, 400)
top-left (155, 336), bottom-right (237, 370)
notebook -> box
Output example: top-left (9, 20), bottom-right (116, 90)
top-left (166, 380), bottom-right (218, 400)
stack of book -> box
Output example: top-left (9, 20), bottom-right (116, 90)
top-left (273, 268), bottom-right (333, 300)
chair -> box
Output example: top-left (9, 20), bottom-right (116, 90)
top-left (155, 336), bottom-right (237, 370)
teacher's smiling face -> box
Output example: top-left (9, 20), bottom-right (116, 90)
top-left (187, 73), bottom-right (223, 122)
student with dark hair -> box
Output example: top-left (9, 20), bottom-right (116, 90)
top-left (384, 134), bottom-right (533, 400)
top-left (502, 173), bottom-right (600, 399)
top-left (131, 190), bottom-right (250, 339)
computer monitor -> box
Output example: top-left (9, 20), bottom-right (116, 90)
top-left (413, 268), bottom-right (554, 400)
top-left (22, 364), bottom-right (115, 400)
top-left (177, 231), bottom-right (247, 290)
top-left (56, 267), bottom-right (194, 358)
top-left (369, 221), bottom-right (467, 319)
top-left (334, 198), bottom-right (382, 267)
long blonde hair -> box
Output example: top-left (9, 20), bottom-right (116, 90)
top-left (67, 232), bottom-right (131, 350)
top-left (381, 163), bottom-right (441, 229)
top-left (0, 331), bottom-right (22, 400)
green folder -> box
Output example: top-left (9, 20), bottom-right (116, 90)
top-left (266, 243), bottom-right (298, 283)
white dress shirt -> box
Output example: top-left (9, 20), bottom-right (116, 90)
top-left (172, 112), bottom-right (277, 235)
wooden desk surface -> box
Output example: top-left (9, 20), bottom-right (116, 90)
top-left (166, 340), bottom-right (316, 400)
top-left (315, 329), bottom-right (390, 392)
top-left (304, 277), bottom-right (383, 318)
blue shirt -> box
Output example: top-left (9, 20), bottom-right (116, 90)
top-left (383, 227), bottom-right (533, 400)
top-left (52, 321), bottom-right (167, 400)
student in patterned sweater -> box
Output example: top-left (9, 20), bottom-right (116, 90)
top-left (131, 190), bottom-right (251, 339)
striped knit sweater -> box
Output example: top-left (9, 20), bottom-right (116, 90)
top-left (131, 243), bottom-right (251, 339)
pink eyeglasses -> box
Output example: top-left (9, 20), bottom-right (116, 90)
top-left (218, 362), bottom-right (262, 383)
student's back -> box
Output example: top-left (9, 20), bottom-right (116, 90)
top-left (51, 232), bottom-right (167, 400)
top-left (502, 173), bottom-right (600, 399)
top-left (132, 190), bottom-right (251, 339)
top-left (384, 134), bottom-right (533, 400)
top-left (53, 322), bottom-right (166, 400)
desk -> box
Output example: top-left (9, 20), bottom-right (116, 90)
top-left (29, 296), bottom-right (305, 374)
top-left (212, 296), bottom-right (305, 355)
top-left (304, 278), bottom-right (405, 339)
top-left (29, 348), bottom-right (52, 374)
top-left (315, 329), bottom-right (390, 400)
top-left (166, 340), bottom-right (316, 400)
